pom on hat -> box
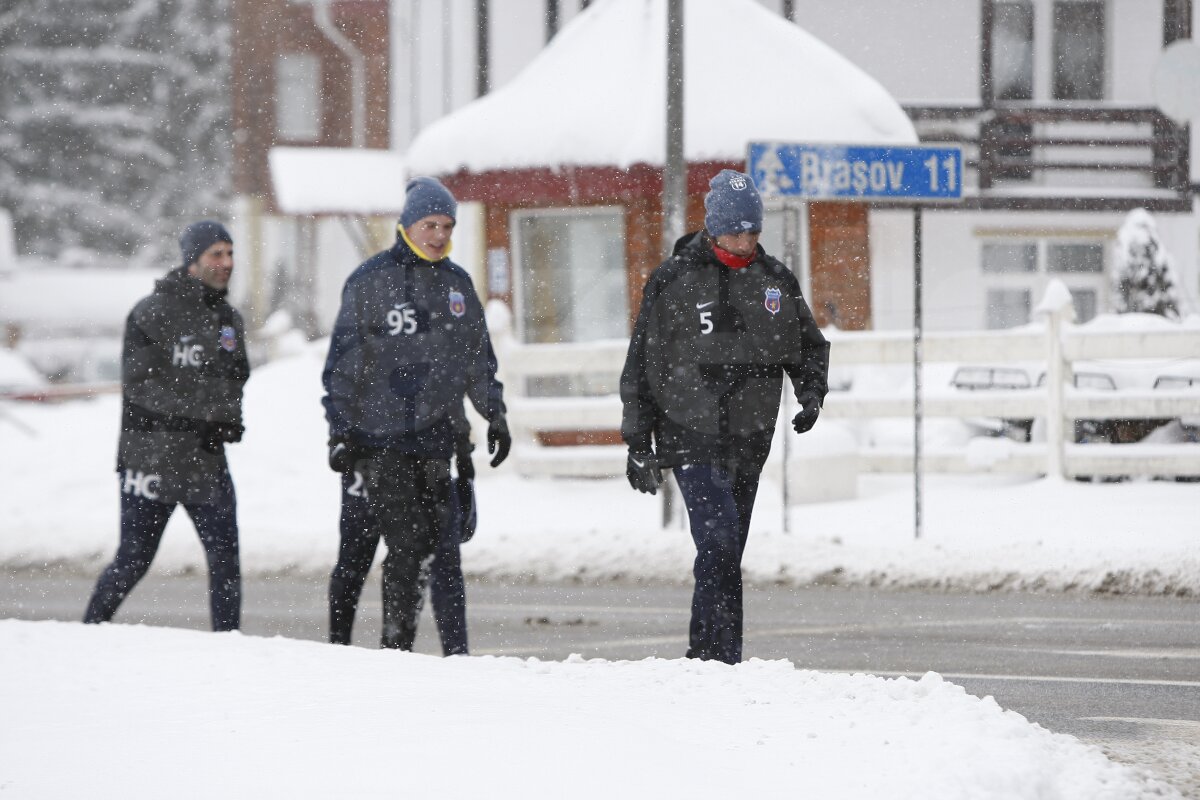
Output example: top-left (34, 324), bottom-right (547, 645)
top-left (179, 220), bottom-right (232, 267)
top-left (703, 170), bottom-right (763, 238)
top-left (400, 177), bottom-right (458, 228)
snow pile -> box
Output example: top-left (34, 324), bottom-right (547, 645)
top-left (408, 0), bottom-right (916, 175)
top-left (1, 340), bottom-right (1198, 595)
top-left (0, 619), bottom-right (1170, 800)
top-left (0, 348), bottom-right (46, 392)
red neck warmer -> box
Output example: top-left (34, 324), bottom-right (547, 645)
top-left (711, 243), bottom-right (755, 269)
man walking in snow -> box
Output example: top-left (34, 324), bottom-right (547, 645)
top-left (84, 221), bottom-right (250, 631)
top-left (620, 170), bottom-right (829, 664)
top-left (322, 177), bottom-right (509, 651)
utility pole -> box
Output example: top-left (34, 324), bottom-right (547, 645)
top-left (660, 0), bottom-right (685, 529)
top-left (546, 0), bottom-right (560, 41)
top-left (662, 0), bottom-right (685, 256)
top-left (476, 0), bottom-right (489, 97)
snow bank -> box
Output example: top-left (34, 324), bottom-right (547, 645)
top-left (0, 619), bottom-right (1169, 799)
top-left (1, 342), bottom-right (1198, 596)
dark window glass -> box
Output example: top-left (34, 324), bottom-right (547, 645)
top-left (1053, 1), bottom-right (1105, 100)
top-left (987, 289), bottom-right (1032, 329)
top-left (1047, 243), bottom-right (1104, 273)
top-left (1069, 288), bottom-right (1098, 322)
top-left (982, 242), bottom-right (1038, 273)
top-left (993, 1), bottom-right (1034, 101)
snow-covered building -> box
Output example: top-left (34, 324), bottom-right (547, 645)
top-left (407, 0), bottom-right (917, 340)
top-left (227, 0), bottom-right (1197, 336)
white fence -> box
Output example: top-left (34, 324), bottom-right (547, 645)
top-left (487, 298), bottom-right (1200, 488)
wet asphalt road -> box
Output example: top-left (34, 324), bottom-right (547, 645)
top-left (4, 568), bottom-right (1198, 795)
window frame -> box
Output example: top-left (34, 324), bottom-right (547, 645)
top-left (978, 231), bottom-right (1111, 328)
top-left (985, 0), bottom-right (1110, 105)
top-left (274, 53), bottom-right (322, 143)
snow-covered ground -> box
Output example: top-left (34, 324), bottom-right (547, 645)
top-left (2, 338), bottom-right (1197, 595)
top-left (3, 337), bottom-right (1197, 799)
top-left (0, 619), bottom-right (1178, 799)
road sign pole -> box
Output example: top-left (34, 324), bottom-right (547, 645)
top-left (746, 141), bottom-right (963, 544)
top-left (913, 206), bottom-right (923, 541)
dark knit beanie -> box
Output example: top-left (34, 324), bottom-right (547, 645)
top-left (703, 170), bottom-right (763, 237)
top-left (179, 220), bottom-right (232, 267)
top-left (399, 177), bottom-right (458, 228)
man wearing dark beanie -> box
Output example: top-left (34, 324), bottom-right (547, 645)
top-left (620, 169), bottom-right (829, 664)
top-left (84, 220), bottom-right (250, 632)
top-left (322, 176), bottom-right (510, 652)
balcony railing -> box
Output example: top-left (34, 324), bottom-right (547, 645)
top-left (904, 105), bottom-right (1192, 211)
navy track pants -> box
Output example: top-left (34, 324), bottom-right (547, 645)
top-left (84, 471), bottom-right (241, 631)
top-left (673, 462), bottom-right (761, 664)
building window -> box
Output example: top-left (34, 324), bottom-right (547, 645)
top-left (275, 54), bottom-right (321, 142)
top-left (987, 288), bottom-right (1032, 329)
top-left (988, 0), bottom-right (1106, 103)
top-left (981, 237), bottom-right (1107, 328)
top-left (992, 1), bottom-right (1033, 101)
top-left (1052, 1), bottom-right (1105, 100)
top-left (512, 207), bottom-right (628, 345)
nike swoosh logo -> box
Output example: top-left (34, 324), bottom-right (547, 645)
top-left (394, 302), bottom-right (411, 309)
top-left (696, 301), bottom-right (715, 309)
top-left (630, 458), bottom-right (645, 468)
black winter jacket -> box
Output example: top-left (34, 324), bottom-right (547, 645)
top-left (117, 267), bottom-right (250, 504)
top-left (620, 231), bottom-right (829, 470)
top-left (321, 238), bottom-right (504, 458)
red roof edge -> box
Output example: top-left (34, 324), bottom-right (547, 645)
top-left (438, 161), bottom-right (743, 205)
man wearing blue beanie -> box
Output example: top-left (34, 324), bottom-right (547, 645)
top-left (321, 176), bottom-right (510, 652)
top-left (85, 220), bottom-right (249, 632)
top-left (620, 169), bottom-right (830, 664)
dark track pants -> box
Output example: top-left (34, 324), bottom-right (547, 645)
top-left (328, 456), bottom-right (453, 651)
top-left (84, 471), bottom-right (241, 631)
top-left (673, 462), bottom-right (762, 665)
top-left (429, 489), bottom-right (467, 656)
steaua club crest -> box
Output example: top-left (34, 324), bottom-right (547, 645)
top-left (764, 287), bottom-right (782, 316)
top-left (219, 325), bottom-right (238, 351)
top-left (448, 290), bottom-right (466, 318)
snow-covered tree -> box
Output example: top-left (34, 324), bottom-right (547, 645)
top-left (0, 0), bottom-right (230, 266)
top-left (1110, 208), bottom-right (1183, 320)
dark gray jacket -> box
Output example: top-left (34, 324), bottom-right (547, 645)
top-left (118, 267), bottom-right (250, 504)
top-left (621, 231), bottom-right (829, 470)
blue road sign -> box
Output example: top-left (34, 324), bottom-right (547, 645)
top-left (747, 142), bottom-right (964, 202)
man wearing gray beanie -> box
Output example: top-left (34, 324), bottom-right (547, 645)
top-left (620, 169), bottom-right (830, 664)
top-left (322, 176), bottom-right (510, 652)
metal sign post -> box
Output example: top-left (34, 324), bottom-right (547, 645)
top-left (748, 141), bottom-right (964, 540)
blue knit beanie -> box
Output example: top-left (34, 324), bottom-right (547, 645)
top-left (179, 220), bottom-right (232, 266)
top-left (704, 170), bottom-right (763, 237)
top-left (399, 177), bottom-right (458, 228)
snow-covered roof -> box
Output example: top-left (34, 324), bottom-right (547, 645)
top-left (408, 0), bottom-right (918, 175)
top-left (269, 148), bottom-right (407, 215)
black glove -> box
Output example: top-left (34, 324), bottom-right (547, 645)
top-left (200, 422), bottom-right (242, 453)
top-left (626, 451), bottom-right (662, 495)
top-left (328, 436), bottom-right (358, 474)
top-left (487, 416), bottom-right (511, 468)
top-left (792, 392), bottom-right (821, 434)
top-left (455, 434), bottom-right (475, 481)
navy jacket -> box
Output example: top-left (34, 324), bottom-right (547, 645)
top-left (322, 238), bottom-right (504, 458)
top-left (620, 231), bottom-right (829, 470)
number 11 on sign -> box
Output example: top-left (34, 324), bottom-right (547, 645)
top-left (924, 155), bottom-right (958, 192)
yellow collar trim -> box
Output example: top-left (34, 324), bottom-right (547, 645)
top-left (399, 225), bottom-right (452, 263)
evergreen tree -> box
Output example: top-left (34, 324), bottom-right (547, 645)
top-left (0, 0), bottom-right (230, 266)
top-left (1111, 208), bottom-right (1183, 320)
